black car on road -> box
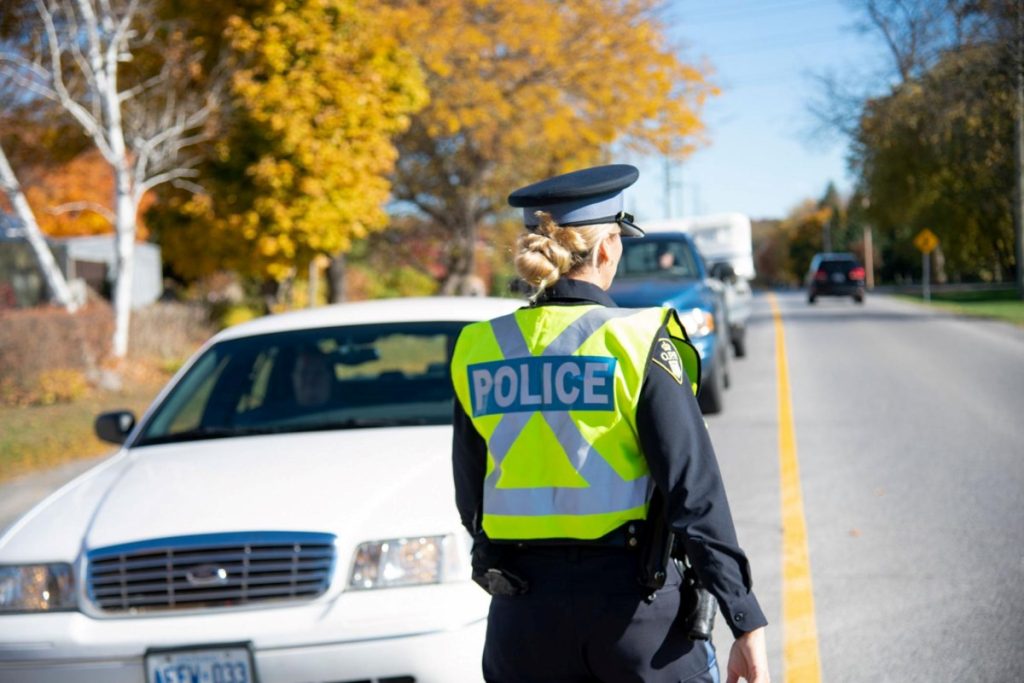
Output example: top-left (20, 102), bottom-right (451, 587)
top-left (806, 252), bottom-right (866, 304)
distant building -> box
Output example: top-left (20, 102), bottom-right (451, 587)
top-left (0, 231), bottom-right (162, 309)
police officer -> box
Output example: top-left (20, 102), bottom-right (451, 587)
top-left (451, 165), bottom-right (769, 683)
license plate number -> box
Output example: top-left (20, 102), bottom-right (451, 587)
top-left (831, 273), bottom-right (845, 282)
top-left (146, 646), bottom-right (253, 683)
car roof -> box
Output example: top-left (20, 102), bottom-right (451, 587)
top-left (813, 252), bottom-right (857, 260)
top-left (212, 296), bottom-right (525, 343)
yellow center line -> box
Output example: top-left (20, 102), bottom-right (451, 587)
top-left (769, 293), bottom-right (823, 682)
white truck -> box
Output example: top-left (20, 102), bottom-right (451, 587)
top-left (642, 213), bottom-right (755, 358)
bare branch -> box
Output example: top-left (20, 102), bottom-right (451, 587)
top-left (119, 64), bottom-right (169, 102)
top-left (135, 167), bottom-right (199, 199)
top-left (26, 0), bottom-right (116, 160)
top-left (171, 178), bottom-right (207, 195)
top-left (47, 200), bottom-right (116, 224)
top-left (111, 0), bottom-right (141, 49)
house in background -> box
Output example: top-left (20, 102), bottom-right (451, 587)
top-left (0, 228), bottom-right (162, 309)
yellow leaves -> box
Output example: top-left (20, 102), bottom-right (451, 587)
top-left (396, 0), bottom-right (715, 175)
top-left (160, 0), bottom-right (428, 283)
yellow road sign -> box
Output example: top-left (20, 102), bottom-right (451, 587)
top-left (914, 228), bottom-right (939, 254)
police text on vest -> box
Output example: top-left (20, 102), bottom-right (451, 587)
top-left (467, 356), bottom-right (617, 416)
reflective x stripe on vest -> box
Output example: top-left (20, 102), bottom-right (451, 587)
top-left (453, 305), bottom-right (698, 540)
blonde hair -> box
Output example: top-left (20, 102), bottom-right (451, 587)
top-left (515, 211), bottom-right (617, 301)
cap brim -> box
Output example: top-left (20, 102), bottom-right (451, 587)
top-left (618, 217), bottom-right (645, 237)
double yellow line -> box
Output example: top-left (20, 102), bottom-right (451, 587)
top-left (769, 294), bottom-right (823, 682)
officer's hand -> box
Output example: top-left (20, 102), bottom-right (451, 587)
top-left (726, 627), bottom-right (769, 683)
top-left (470, 541), bottom-right (495, 593)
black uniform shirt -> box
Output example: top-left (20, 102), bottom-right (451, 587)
top-left (451, 278), bottom-right (767, 637)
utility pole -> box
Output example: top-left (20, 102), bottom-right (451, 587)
top-left (1015, 2), bottom-right (1024, 299)
top-left (663, 157), bottom-right (686, 219)
top-left (663, 157), bottom-right (674, 219)
top-left (861, 196), bottom-right (874, 290)
top-left (864, 224), bottom-right (875, 290)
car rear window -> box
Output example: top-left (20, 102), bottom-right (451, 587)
top-left (819, 259), bottom-right (858, 274)
top-left (618, 237), bottom-right (700, 279)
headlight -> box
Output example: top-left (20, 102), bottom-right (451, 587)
top-left (0, 564), bottom-right (76, 612)
top-left (677, 307), bottom-right (716, 338)
top-left (348, 535), bottom-right (461, 590)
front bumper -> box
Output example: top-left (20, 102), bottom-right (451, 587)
top-left (0, 581), bottom-right (488, 683)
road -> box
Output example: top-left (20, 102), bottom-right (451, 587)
top-left (3, 291), bottom-right (1022, 681)
top-left (707, 290), bottom-right (1024, 682)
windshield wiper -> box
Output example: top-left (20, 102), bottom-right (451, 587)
top-left (298, 417), bottom-right (437, 431)
top-left (135, 418), bottom-right (441, 445)
top-left (135, 426), bottom-right (285, 446)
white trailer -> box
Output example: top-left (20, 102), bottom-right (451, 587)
top-left (642, 213), bottom-right (755, 357)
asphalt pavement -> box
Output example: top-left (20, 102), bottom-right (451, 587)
top-left (705, 290), bottom-right (1024, 681)
top-left (3, 291), bottom-right (1022, 681)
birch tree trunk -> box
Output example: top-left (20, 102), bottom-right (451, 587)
top-left (0, 145), bottom-right (79, 311)
top-left (112, 171), bottom-right (136, 357)
top-left (1, 0), bottom-right (218, 357)
top-left (79, 0), bottom-right (135, 357)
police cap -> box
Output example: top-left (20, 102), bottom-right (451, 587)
top-left (508, 164), bottom-right (645, 237)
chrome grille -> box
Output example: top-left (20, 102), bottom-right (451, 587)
top-left (86, 531), bottom-right (335, 613)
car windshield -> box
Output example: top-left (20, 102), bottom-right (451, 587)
top-left (134, 321), bottom-right (467, 446)
top-left (617, 237), bottom-right (700, 280)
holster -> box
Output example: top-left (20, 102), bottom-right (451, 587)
top-left (637, 487), bottom-right (718, 640)
top-left (676, 558), bottom-right (717, 641)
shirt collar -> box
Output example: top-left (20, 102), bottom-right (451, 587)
top-left (536, 278), bottom-right (617, 307)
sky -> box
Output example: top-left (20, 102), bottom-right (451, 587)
top-left (625, 0), bottom-right (894, 222)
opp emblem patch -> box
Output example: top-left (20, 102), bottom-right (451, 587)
top-left (652, 338), bottom-right (684, 384)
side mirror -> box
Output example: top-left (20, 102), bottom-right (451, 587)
top-left (95, 410), bottom-right (136, 445)
top-left (711, 263), bottom-right (737, 284)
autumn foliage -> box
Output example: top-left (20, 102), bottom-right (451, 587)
top-left (154, 0), bottom-right (428, 282)
top-left (390, 0), bottom-right (718, 290)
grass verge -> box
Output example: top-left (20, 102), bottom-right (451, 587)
top-left (894, 289), bottom-right (1024, 326)
top-left (0, 362), bottom-right (172, 484)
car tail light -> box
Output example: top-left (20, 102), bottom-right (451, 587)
top-left (814, 270), bottom-right (827, 282)
top-left (849, 267), bottom-right (865, 280)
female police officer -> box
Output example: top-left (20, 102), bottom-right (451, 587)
top-left (451, 165), bottom-right (769, 683)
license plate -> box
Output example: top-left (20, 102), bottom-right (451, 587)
top-left (146, 645), bottom-right (255, 683)
top-left (831, 273), bottom-right (845, 282)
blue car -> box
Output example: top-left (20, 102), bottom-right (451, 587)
top-left (608, 232), bottom-right (729, 414)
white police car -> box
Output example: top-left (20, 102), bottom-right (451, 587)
top-left (0, 296), bottom-right (522, 683)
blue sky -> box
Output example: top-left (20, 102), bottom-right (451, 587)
top-left (626, 0), bottom-right (893, 221)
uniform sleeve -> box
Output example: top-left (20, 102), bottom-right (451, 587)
top-left (635, 324), bottom-right (768, 638)
top-left (452, 395), bottom-right (488, 537)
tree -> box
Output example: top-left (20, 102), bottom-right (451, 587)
top-left (150, 0), bottom-right (428, 297)
top-left (817, 181), bottom-right (846, 253)
top-left (782, 199), bottom-right (831, 281)
top-left (1, 0), bottom-right (218, 356)
top-left (814, 1), bottom-right (1020, 285)
top-left (390, 0), bottom-right (716, 294)
top-left (853, 43), bottom-right (1016, 280)
top-left (0, 142), bottom-right (80, 311)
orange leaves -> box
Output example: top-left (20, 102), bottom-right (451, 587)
top-left (22, 150), bottom-right (151, 240)
top-left (397, 0), bottom-right (715, 179)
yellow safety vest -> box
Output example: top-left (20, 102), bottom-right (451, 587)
top-left (451, 304), bottom-right (700, 541)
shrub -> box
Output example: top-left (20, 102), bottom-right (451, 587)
top-left (34, 368), bottom-right (90, 405)
top-left (0, 303), bottom-right (113, 406)
top-left (129, 302), bottom-right (214, 360)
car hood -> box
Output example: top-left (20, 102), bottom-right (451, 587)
top-left (609, 278), bottom-right (706, 309)
top-left (0, 426), bottom-right (460, 560)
